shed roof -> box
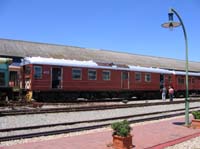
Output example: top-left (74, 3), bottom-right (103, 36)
top-left (0, 38), bottom-right (200, 72)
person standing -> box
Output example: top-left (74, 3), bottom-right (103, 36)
top-left (168, 86), bottom-right (174, 102)
top-left (162, 86), bottom-right (167, 101)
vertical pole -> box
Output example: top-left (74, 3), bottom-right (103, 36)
top-left (171, 8), bottom-right (189, 126)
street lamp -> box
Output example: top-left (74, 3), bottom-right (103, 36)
top-left (162, 8), bottom-right (189, 126)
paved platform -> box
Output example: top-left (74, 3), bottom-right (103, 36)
top-left (1, 116), bottom-right (200, 149)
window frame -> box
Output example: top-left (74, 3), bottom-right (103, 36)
top-left (72, 68), bottom-right (82, 80)
top-left (102, 70), bottom-right (111, 81)
top-left (135, 72), bottom-right (141, 82)
top-left (34, 65), bottom-right (43, 79)
top-left (168, 75), bottom-right (172, 83)
top-left (122, 71), bottom-right (128, 80)
top-left (145, 73), bottom-right (151, 82)
top-left (192, 78), bottom-right (195, 84)
top-left (25, 65), bottom-right (31, 75)
top-left (88, 69), bottom-right (97, 80)
top-left (178, 77), bottom-right (184, 84)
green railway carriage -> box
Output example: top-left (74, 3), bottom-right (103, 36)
top-left (0, 58), bottom-right (12, 100)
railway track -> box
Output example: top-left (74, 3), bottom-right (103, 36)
top-left (1, 98), bottom-right (200, 116)
top-left (0, 106), bottom-right (200, 142)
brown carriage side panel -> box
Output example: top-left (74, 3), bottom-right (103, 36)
top-left (174, 74), bottom-right (200, 92)
top-left (31, 64), bottom-right (51, 90)
top-left (62, 67), bottom-right (122, 91)
top-left (30, 64), bottom-right (123, 92)
top-left (129, 72), bottom-right (160, 91)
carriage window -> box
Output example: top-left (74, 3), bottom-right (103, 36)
top-left (178, 77), bottom-right (184, 84)
top-left (88, 69), bottom-right (97, 80)
top-left (25, 66), bottom-right (31, 75)
top-left (135, 72), bottom-right (141, 81)
top-left (122, 72), bottom-right (128, 80)
top-left (168, 75), bottom-right (172, 83)
top-left (72, 68), bottom-right (82, 80)
top-left (192, 78), bottom-right (195, 84)
top-left (0, 72), bottom-right (5, 86)
top-left (103, 70), bottom-right (110, 80)
top-left (34, 66), bottom-right (42, 79)
top-left (145, 73), bottom-right (151, 82)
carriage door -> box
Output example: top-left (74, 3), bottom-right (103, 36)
top-left (121, 71), bottom-right (129, 89)
top-left (51, 67), bottom-right (62, 89)
top-left (9, 71), bottom-right (19, 87)
top-left (0, 71), bottom-right (5, 87)
top-left (160, 74), bottom-right (165, 89)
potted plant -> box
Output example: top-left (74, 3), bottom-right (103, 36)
top-left (111, 120), bottom-right (133, 149)
top-left (191, 111), bottom-right (200, 128)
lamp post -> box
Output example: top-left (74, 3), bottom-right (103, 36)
top-left (162, 8), bottom-right (189, 126)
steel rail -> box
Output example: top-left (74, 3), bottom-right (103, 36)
top-left (1, 99), bottom-right (200, 116)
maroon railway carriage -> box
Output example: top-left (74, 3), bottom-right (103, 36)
top-left (20, 57), bottom-right (200, 102)
top-left (171, 72), bottom-right (200, 97)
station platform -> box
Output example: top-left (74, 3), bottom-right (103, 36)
top-left (1, 116), bottom-right (200, 149)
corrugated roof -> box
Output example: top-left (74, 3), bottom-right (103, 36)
top-left (0, 38), bottom-right (200, 72)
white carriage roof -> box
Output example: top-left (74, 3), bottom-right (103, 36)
top-left (172, 71), bottom-right (200, 77)
top-left (23, 57), bottom-right (98, 67)
top-left (23, 57), bottom-right (200, 76)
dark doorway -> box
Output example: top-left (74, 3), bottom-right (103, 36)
top-left (9, 71), bottom-right (19, 87)
top-left (52, 68), bottom-right (62, 89)
top-left (160, 74), bottom-right (165, 89)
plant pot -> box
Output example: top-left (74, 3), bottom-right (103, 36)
top-left (191, 119), bottom-right (200, 129)
top-left (113, 135), bottom-right (133, 149)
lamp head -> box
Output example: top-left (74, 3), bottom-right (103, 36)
top-left (161, 11), bottom-right (181, 30)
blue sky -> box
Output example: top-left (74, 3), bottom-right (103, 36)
top-left (0, 0), bottom-right (199, 62)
